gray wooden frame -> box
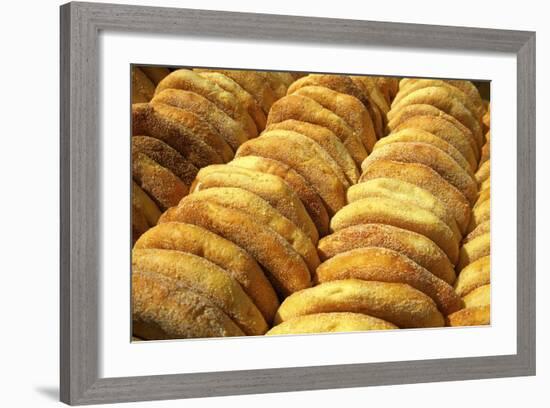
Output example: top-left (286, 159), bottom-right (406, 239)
top-left (60, 1), bottom-right (536, 405)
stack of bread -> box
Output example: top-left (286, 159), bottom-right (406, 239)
top-left (131, 70), bottom-right (491, 340)
top-left (448, 108), bottom-right (491, 326)
top-left (132, 73), bottom-right (396, 338)
top-left (131, 68), bottom-right (296, 242)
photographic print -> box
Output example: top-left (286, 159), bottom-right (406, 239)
top-left (130, 66), bottom-right (491, 340)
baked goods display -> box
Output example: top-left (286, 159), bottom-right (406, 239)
top-left (130, 67), bottom-right (490, 339)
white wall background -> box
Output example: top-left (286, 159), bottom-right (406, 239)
top-left (0, 0), bottom-right (545, 406)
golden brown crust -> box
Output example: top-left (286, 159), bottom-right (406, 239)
top-left (290, 85), bottom-right (377, 153)
top-left (275, 279), bottom-right (445, 328)
top-left (457, 233), bottom-right (490, 272)
top-left (228, 155), bottom-right (329, 237)
top-left (350, 76), bottom-right (390, 115)
top-left (463, 284), bottom-right (490, 308)
top-left (359, 160), bottom-right (471, 234)
top-left (388, 87), bottom-right (483, 148)
top-left (378, 128), bottom-right (474, 176)
top-left (375, 76), bottom-right (400, 104)
top-left (267, 94), bottom-right (368, 166)
top-left (348, 77), bottom-right (385, 139)
top-left (475, 160), bottom-right (491, 185)
top-left (447, 305), bottom-right (490, 326)
top-left (132, 103), bottom-right (223, 168)
top-left (463, 220), bottom-right (490, 244)
top-left (132, 67), bottom-right (155, 103)
top-left (149, 102), bottom-right (234, 162)
top-left (317, 224), bottom-right (456, 284)
top-left (363, 142), bottom-right (478, 206)
top-left (261, 129), bottom-right (350, 189)
top-left (132, 248), bottom-right (268, 335)
top-left (263, 72), bottom-right (291, 99)
top-left (196, 71), bottom-right (266, 132)
top-left (195, 69), bottom-right (276, 115)
top-left (151, 89), bottom-right (249, 151)
top-left (454, 256), bottom-right (490, 297)
top-left (475, 188), bottom-right (491, 209)
top-left (330, 196), bottom-right (459, 264)
top-left (394, 79), bottom-right (483, 121)
top-left (387, 104), bottom-right (479, 161)
top-left (133, 222), bottom-right (279, 323)
top-left (267, 312), bottom-right (397, 335)
top-left (235, 131), bottom-right (347, 216)
top-left (179, 187), bottom-right (320, 273)
top-left (191, 164), bottom-right (318, 244)
top-left (287, 74), bottom-right (367, 106)
top-left (132, 270), bottom-right (245, 339)
top-left (132, 136), bottom-right (198, 185)
top-left (315, 247), bottom-right (464, 315)
top-left (132, 181), bottom-right (161, 226)
top-left (132, 152), bottom-right (189, 211)
top-left (266, 120), bottom-right (359, 184)
top-left (347, 178), bottom-right (461, 245)
top-left (468, 199), bottom-right (490, 234)
top-left (155, 69), bottom-right (258, 138)
top-left (159, 199), bottom-right (311, 296)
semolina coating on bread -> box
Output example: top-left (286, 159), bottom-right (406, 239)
top-left (347, 178), bottom-right (461, 246)
top-left (463, 220), bottom-right (490, 244)
top-left (447, 305), bottom-right (490, 327)
top-left (454, 256), bottom-right (490, 297)
top-left (177, 187), bottom-right (320, 274)
top-left (132, 136), bottom-right (198, 186)
top-left (363, 142), bottom-right (478, 206)
top-left (228, 155), bottom-right (329, 237)
top-left (132, 270), bottom-right (244, 339)
top-left (317, 223), bottom-right (456, 284)
top-left (457, 233), bottom-right (490, 272)
top-left (155, 69), bottom-right (257, 138)
top-left (132, 248), bottom-right (268, 335)
top-left (388, 86), bottom-right (483, 148)
top-left (330, 196), bottom-right (459, 265)
top-left (393, 79), bottom-right (483, 121)
top-left (261, 129), bottom-right (350, 189)
top-left (267, 312), bottom-right (397, 335)
top-left (387, 104), bottom-right (479, 161)
top-left (468, 199), bottom-right (490, 234)
top-left (147, 102), bottom-right (234, 163)
top-left (133, 222), bottom-right (279, 323)
top-left (275, 279), bottom-right (445, 329)
top-left (194, 69), bottom-right (276, 115)
top-left (235, 131), bottom-right (346, 216)
top-left (266, 120), bottom-right (360, 184)
top-left (132, 103), bottom-right (223, 168)
top-left (359, 160), bottom-right (471, 234)
top-left (197, 71), bottom-right (266, 131)
top-left (151, 89), bottom-right (249, 150)
top-left (132, 152), bottom-right (189, 211)
top-left (377, 128), bottom-right (474, 177)
top-left (267, 94), bottom-right (368, 165)
top-left (462, 284), bottom-right (491, 308)
top-left (290, 85), bottom-right (376, 154)
top-left (314, 247), bottom-right (464, 315)
top-left (158, 199), bottom-right (311, 297)
top-left (191, 164), bottom-right (318, 244)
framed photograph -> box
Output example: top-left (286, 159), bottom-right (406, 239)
top-left (60, 1), bottom-right (535, 405)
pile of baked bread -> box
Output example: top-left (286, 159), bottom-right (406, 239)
top-left (130, 66), bottom-right (491, 339)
